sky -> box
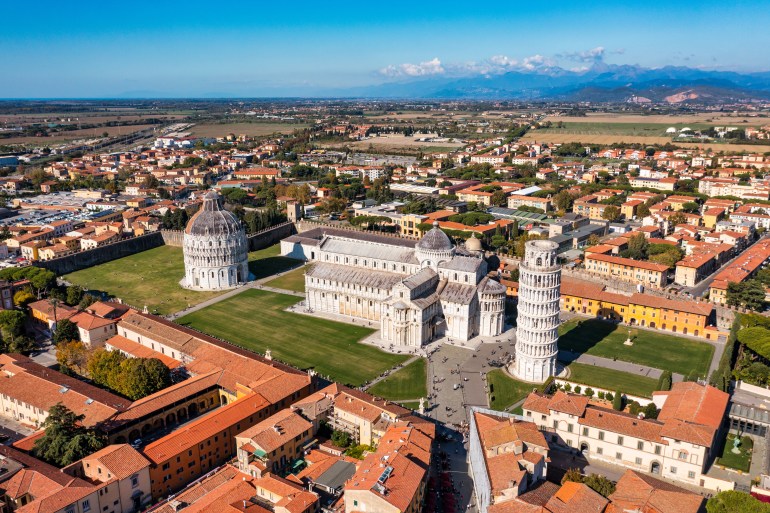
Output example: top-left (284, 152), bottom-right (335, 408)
top-left (2, 0), bottom-right (769, 98)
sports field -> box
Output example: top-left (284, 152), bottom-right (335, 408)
top-left (176, 289), bottom-right (408, 385)
top-left (558, 318), bottom-right (714, 377)
top-left (367, 358), bottom-right (427, 401)
top-left (565, 362), bottom-right (658, 398)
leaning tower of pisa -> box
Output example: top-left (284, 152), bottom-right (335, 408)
top-left (511, 240), bottom-right (561, 383)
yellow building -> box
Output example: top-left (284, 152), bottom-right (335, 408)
top-left (560, 278), bottom-right (719, 339)
top-left (584, 253), bottom-right (669, 287)
top-left (702, 207), bottom-right (726, 229)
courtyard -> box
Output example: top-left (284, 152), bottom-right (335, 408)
top-left (62, 244), bottom-right (300, 315)
top-left (558, 318), bottom-right (714, 377)
top-left (176, 289), bottom-right (409, 386)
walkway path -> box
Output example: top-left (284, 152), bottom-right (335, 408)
top-left (558, 350), bottom-right (685, 382)
top-left (167, 265), bottom-right (306, 320)
top-left (363, 355), bottom-right (422, 390)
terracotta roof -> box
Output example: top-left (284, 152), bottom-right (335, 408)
top-left (104, 335), bottom-right (182, 369)
top-left (607, 469), bottom-right (704, 513)
top-left (142, 394), bottom-right (268, 463)
top-left (82, 444), bottom-right (150, 480)
top-left (548, 391), bottom-right (589, 416)
top-left (237, 409), bottom-right (312, 454)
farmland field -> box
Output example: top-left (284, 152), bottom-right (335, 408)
top-left (0, 124), bottom-right (157, 145)
top-left (543, 113), bottom-right (770, 124)
top-left (190, 122), bottom-right (309, 138)
top-left (177, 289), bottom-right (408, 385)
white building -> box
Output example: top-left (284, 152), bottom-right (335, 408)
top-left (522, 382), bottom-right (733, 491)
top-left (281, 223), bottom-right (506, 348)
top-left (182, 191), bottom-right (250, 291)
top-left (512, 240), bottom-right (560, 383)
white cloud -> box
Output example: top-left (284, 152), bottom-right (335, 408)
top-left (379, 57), bottom-right (444, 77)
top-left (558, 46), bottom-right (606, 63)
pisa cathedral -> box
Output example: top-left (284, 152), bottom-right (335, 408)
top-left (182, 191), bottom-right (250, 291)
top-left (281, 222), bottom-right (507, 348)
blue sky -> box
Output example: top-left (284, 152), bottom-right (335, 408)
top-left (2, 0), bottom-right (769, 98)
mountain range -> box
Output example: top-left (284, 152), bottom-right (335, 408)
top-left (338, 64), bottom-right (770, 103)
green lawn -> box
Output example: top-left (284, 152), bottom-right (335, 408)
top-left (63, 246), bottom-right (225, 315)
top-left (62, 244), bottom-right (302, 316)
top-left (248, 245), bottom-right (302, 280)
top-left (399, 400), bottom-right (422, 410)
top-left (558, 318), bottom-right (714, 376)
top-left (717, 434), bottom-right (753, 472)
top-left (176, 289), bottom-right (408, 386)
top-left (264, 266), bottom-right (306, 292)
top-left (487, 369), bottom-right (535, 411)
top-left (367, 358), bottom-right (427, 401)
top-left (566, 362), bottom-right (658, 398)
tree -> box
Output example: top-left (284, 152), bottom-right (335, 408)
top-left (56, 341), bottom-right (88, 375)
top-left (612, 391), bottom-right (624, 411)
top-left (87, 348), bottom-right (126, 389)
top-left (490, 190), bottom-right (507, 207)
top-left (706, 490), bottom-right (770, 513)
top-left (656, 370), bottom-right (672, 391)
top-left (29, 269), bottom-right (56, 297)
top-left (561, 468), bottom-right (584, 484)
top-left (587, 234), bottom-right (600, 246)
top-left (33, 404), bottom-right (106, 466)
top-left (331, 430), bottom-right (352, 447)
top-left (681, 202), bottom-right (700, 213)
top-left (624, 233), bottom-right (649, 260)
top-left (0, 310), bottom-right (26, 343)
top-left (553, 191), bottom-right (574, 212)
top-left (79, 293), bottom-right (99, 310)
top-left (668, 211), bottom-right (687, 227)
top-left (53, 319), bottom-right (79, 344)
top-left (583, 474), bottom-right (616, 497)
top-left (643, 403), bottom-right (659, 420)
top-left (65, 285), bottom-right (83, 307)
top-left (727, 280), bottom-right (766, 311)
top-left (601, 206), bottom-right (621, 222)
top-left (636, 203), bottom-right (651, 218)
top-left (13, 289), bottom-right (35, 309)
top-left (118, 358), bottom-right (171, 400)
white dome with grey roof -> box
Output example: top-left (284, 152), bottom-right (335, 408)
top-left (182, 191), bottom-right (250, 291)
top-left (416, 221), bottom-right (455, 269)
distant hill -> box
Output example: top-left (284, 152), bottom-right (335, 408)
top-left (342, 65), bottom-right (770, 103)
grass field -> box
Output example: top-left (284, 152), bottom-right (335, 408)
top-left (264, 266), bottom-right (306, 292)
top-left (190, 122), bottom-right (309, 138)
top-left (63, 244), bottom-right (300, 315)
top-left (1, 124), bottom-right (157, 145)
top-left (558, 318), bottom-right (714, 376)
top-left (565, 362), bottom-right (658, 398)
top-left (247, 245), bottom-right (301, 280)
top-left (487, 369), bottom-right (535, 411)
top-left (717, 434), bottom-right (753, 472)
top-left (177, 289), bottom-right (408, 385)
top-left (367, 358), bottom-right (427, 401)
top-left (63, 246), bottom-right (224, 315)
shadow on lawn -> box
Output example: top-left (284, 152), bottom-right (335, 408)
top-left (558, 318), bottom-right (618, 354)
top-left (248, 256), bottom-right (300, 280)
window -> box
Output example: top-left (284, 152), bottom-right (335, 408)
top-left (598, 431), bottom-right (604, 441)
top-left (678, 451), bottom-right (688, 460)
top-left (670, 466), bottom-right (677, 474)
top-left (617, 436), bottom-right (624, 445)
top-left (615, 452), bottom-right (622, 460)
top-left (82, 500), bottom-right (91, 512)
top-left (655, 445), bottom-right (662, 455)
top-left (553, 420), bottom-right (558, 429)
top-left (596, 447), bottom-right (603, 455)
top-left (131, 475), bottom-right (139, 488)
top-left (637, 441), bottom-right (644, 450)
top-left (567, 424), bottom-right (573, 433)
top-left (635, 457), bottom-right (642, 465)
top-left (582, 427), bottom-right (589, 436)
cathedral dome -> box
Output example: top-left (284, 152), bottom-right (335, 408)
top-left (185, 191), bottom-right (242, 236)
top-left (416, 222), bottom-right (453, 252)
top-left (465, 232), bottom-right (482, 252)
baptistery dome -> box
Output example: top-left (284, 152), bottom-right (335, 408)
top-left (182, 191), bottom-right (250, 291)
